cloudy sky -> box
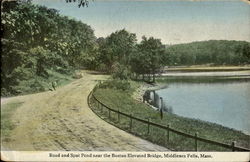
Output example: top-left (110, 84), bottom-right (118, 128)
top-left (33, 0), bottom-right (250, 44)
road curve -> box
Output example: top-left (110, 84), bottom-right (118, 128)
top-left (1, 71), bottom-right (168, 151)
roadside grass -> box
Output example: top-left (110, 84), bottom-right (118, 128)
top-left (2, 70), bottom-right (75, 97)
top-left (47, 69), bottom-right (74, 87)
top-left (1, 102), bottom-right (23, 142)
top-left (91, 82), bottom-right (250, 151)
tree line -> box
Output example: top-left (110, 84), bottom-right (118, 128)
top-left (1, 1), bottom-right (250, 96)
top-left (164, 40), bottom-right (250, 66)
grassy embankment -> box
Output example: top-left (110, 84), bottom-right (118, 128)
top-left (1, 102), bottom-right (23, 143)
top-left (91, 80), bottom-right (250, 151)
top-left (1, 69), bottom-right (84, 97)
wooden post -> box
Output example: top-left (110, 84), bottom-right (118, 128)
top-left (231, 141), bottom-right (236, 152)
top-left (130, 114), bottom-right (132, 131)
top-left (153, 91), bottom-right (156, 107)
top-left (195, 132), bottom-right (198, 151)
top-left (167, 124), bottom-right (170, 142)
top-left (147, 119), bottom-right (150, 135)
top-left (160, 97), bottom-right (163, 119)
top-left (118, 109), bottom-right (120, 123)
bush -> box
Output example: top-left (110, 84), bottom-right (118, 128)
top-left (72, 72), bottom-right (83, 79)
top-left (98, 79), bottom-right (131, 91)
top-left (96, 63), bottom-right (108, 72)
top-left (111, 63), bottom-right (131, 80)
top-left (1, 88), bottom-right (11, 96)
top-left (11, 78), bottom-right (47, 95)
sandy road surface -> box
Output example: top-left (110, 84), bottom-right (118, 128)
top-left (1, 71), bottom-right (168, 151)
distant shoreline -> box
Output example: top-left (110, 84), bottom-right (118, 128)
top-left (161, 71), bottom-right (250, 77)
top-left (241, 0), bottom-right (250, 4)
top-left (161, 66), bottom-right (250, 76)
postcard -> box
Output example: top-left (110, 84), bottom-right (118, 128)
top-left (1, 0), bottom-right (250, 161)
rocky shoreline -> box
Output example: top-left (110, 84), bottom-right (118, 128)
top-left (132, 82), bottom-right (168, 104)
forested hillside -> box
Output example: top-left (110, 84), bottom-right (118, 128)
top-left (1, 1), bottom-right (97, 96)
top-left (164, 40), bottom-right (250, 66)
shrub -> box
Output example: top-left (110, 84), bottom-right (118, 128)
top-left (98, 79), bottom-right (131, 91)
top-left (111, 63), bottom-right (131, 80)
top-left (72, 72), bottom-right (83, 79)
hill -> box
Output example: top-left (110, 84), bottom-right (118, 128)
top-left (164, 40), bottom-right (250, 66)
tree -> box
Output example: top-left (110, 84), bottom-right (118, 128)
top-left (130, 36), bottom-right (165, 82)
top-left (98, 29), bottom-right (137, 73)
top-left (1, 0), bottom-right (97, 95)
top-left (65, 0), bottom-right (90, 8)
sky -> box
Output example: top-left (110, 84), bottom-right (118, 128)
top-left (33, 0), bottom-right (250, 44)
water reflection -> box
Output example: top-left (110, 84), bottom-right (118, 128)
top-left (144, 90), bottom-right (174, 113)
top-left (156, 80), bottom-right (250, 135)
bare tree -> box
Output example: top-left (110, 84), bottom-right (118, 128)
top-left (65, 0), bottom-right (90, 8)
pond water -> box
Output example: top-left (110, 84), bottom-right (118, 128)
top-left (156, 81), bottom-right (250, 134)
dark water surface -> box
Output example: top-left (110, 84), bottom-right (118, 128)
top-left (156, 81), bottom-right (250, 134)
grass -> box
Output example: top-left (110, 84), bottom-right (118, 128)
top-left (2, 70), bottom-right (75, 97)
top-left (91, 81), bottom-right (250, 151)
top-left (46, 69), bottom-right (75, 89)
top-left (1, 101), bottom-right (23, 142)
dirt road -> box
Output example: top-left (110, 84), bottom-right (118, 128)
top-left (1, 71), bottom-right (168, 151)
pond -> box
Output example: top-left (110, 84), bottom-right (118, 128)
top-left (156, 80), bottom-right (250, 135)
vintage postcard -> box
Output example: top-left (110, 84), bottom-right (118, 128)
top-left (1, 0), bottom-right (250, 161)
